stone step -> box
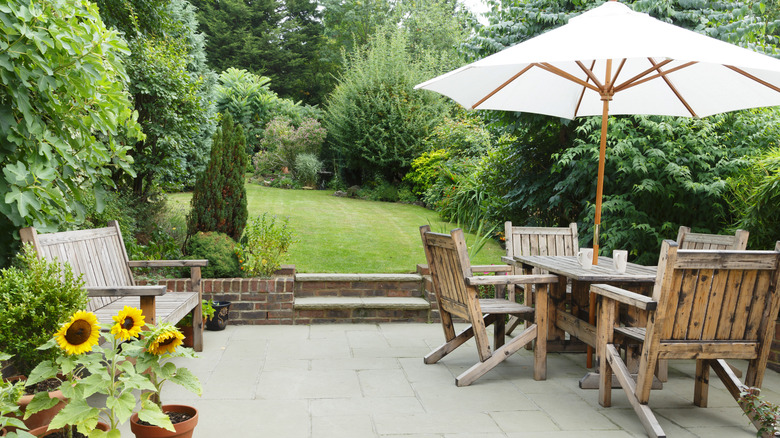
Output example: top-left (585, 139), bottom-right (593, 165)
top-left (294, 296), bottom-right (430, 310)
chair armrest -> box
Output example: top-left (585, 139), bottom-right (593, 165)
top-left (470, 265), bottom-right (512, 273)
top-left (87, 285), bottom-right (166, 297)
top-left (590, 284), bottom-right (657, 311)
top-left (466, 274), bottom-right (557, 286)
top-left (128, 260), bottom-right (209, 268)
top-left (500, 256), bottom-right (515, 264)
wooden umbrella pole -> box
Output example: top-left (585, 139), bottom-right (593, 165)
top-left (593, 59), bottom-right (613, 266)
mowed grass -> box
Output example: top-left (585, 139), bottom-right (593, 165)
top-left (169, 185), bottom-right (505, 273)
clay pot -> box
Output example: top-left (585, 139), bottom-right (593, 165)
top-left (1, 427), bottom-right (6, 436)
top-left (28, 421), bottom-right (109, 437)
top-left (6, 376), bottom-right (67, 431)
top-left (129, 405), bottom-right (198, 438)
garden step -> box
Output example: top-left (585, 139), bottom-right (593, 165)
top-left (294, 296), bottom-right (430, 310)
top-left (295, 273), bottom-right (423, 282)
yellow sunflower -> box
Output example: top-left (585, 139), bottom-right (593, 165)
top-left (147, 325), bottom-right (185, 355)
top-left (55, 311), bottom-right (101, 355)
top-left (111, 306), bottom-right (145, 341)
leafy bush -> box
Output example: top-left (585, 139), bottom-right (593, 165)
top-left (729, 147), bottom-right (780, 249)
top-left (236, 214), bottom-right (297, 277)
top-left (269, 175), bottom-right (303, 189)
top-left (252, 150), bottom-right (285, 177)
top-left (187, 114), bottom-right (249, 242)
top-left (405, 149), bottom-right (449, 197)
top-left (0, 246), bottom-right (88, 375)
top-left (186, 232), bottom-right (241, 278)
top-left (294, 153), bottom-right (324, 187)
top-left (324, 27), bottom-right (450, 184)
top-left (260, 117), bottom-right (326, 171)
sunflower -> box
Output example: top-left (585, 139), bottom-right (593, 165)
top-left (55, 311), bottom-right (101, 355)
top-left (147, 324), bottom-right (185, 355)
top-left (111, 306), bottom-right (145, 341)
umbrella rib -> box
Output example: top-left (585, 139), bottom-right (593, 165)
top-left (574, 60), bottom-right (597, 118)
top-left (613, 59), bottom-right (676, 92)
top-left (726, 65), bottom-right (780, 93)
top-left (471, 64), bottom-right (536, 109)
top-left (576, 61), bottom-right (605, 90)
top-left (648, 58), bottom-right (697, 117)
top-left (538, 63), bottom-right (601, 93)
top-left (612, 59), bottom-right (627, 90)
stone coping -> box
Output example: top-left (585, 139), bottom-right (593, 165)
top-left (295, 273), bottom-right (423, 282)
top-left (294, 296), bottom-right (429, 310)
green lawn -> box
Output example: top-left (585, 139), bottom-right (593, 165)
top-left (169, 185), bottom-right (505, 273)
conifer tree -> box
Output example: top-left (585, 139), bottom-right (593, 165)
top-left (187, 114), bottom-right (248, 241)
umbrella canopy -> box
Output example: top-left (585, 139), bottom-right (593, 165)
top-left (415, 1), bottom-right (780, 263)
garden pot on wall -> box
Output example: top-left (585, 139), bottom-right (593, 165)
top-left (7, 376), bottom-right (67, 431)
top-left (205, 301), bottom-right (231, 331)
top-left (130, 404), bottom-right (198, 438)
top-left (28, 421), bottom-right (109, 437)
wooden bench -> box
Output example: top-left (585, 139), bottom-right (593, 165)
top-left (19, 221), bottom-right (208, 351)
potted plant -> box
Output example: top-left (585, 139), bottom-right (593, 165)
top-left (0, 246), bottom-right (87, 430)
top-left (0, 353), bottom-right (34, 438)
top-left (740, 387), bottom-right (780, 437)
top-left (177, 300), bottom-right (215, 347)
top-left (205, 301), bottom-right (231, 331)
top-left (25, 307), bottom-right (201, 437)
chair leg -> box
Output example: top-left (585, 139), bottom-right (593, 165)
top-left (425, 325), bottom-right (476, 364)
top-left (494, 315), bottom-right (506, 350)
top-left (533, 284), bottom-right (549, 381)
top-left (456, 324), bottom-right (537, 387)
top-left (597, 297), bottom-right (616, 407)
top-left (694, 359), bottom-right (710, 407)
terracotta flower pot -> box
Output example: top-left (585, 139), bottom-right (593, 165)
top-left (129, 404), bottom-right (198, 438)
top-left (6, 376), bottom-right (67, 431)
top-left (28, 421), bottom-right (109, 437)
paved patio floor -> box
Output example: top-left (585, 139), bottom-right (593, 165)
top-left (118, 323), bottom-right (780, 437)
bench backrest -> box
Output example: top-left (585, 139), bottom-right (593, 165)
top-left (20, 221), bottom-right (134, 312)
top-left (504, 222), bottom-right (579, 258)
top-left (676, 226), bottom-right (749, 250)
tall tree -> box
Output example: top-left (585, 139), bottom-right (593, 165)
top-left (190, 0), bottom-right (327, 104)
top-left (95, 0), bottom-right (217, 197)
top-left (0, 0), bottom-right (142, 266)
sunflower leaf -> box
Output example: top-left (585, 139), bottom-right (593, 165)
top-left (137, 399), bottom-right (175, 431)
top-left (167, 366), bottom-right (202, 397)
top-left (26, 359), bottom-right (58, 385)
top-left (48, 399), bottom-right (99, 430)
top-left (24, 391), bottom-right (61, 419)
top-left (106, 390), bottom-right (135, 423)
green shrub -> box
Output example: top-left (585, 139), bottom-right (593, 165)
top-left (294, 153), bottom-right (323, 187)
top-left (0, 245), bottom-right (88, 375)
top-left (236, 214), bottom-right (297, 277)
top-left (252, 150), bottom-right (284, 177)
top-left (186, 232), bottom-right (241, 278)
top-left (187, 114), bottom-right (249, 241)
top-left (729, 147), bottom-right (780, 249)
top-left (260, 117), bottom-right (326, 170)
top-left (269, 175), bottom-right (302, 189)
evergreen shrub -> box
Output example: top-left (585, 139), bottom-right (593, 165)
top-left (187, 114), bottom-right (248, 242)
top-left (186, 232), bottom-right (241, 278)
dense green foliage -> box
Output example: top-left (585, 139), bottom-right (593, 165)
top-left (0, 247), bottom-right (88, 375)
top-left (97, 0), bottom-right (217, 197)
top-left (187, 115), bottom-right (249, 241)
top-left (186, 232), bottom-right (241, 278)
top-left (454, 0), bottom-right (780, 262)
top-left (325, 28), bottom-right (451, 184)
top-left (728, 138), bottom-right (780, 250)
top-left (190, 0), bottom-right (328, 104)
top-left (236, 213), bottom-right (297, 277)
top-left (0, 0), bottom-right (142, 267)
top-left (261, 117), bottom-right (327, 171)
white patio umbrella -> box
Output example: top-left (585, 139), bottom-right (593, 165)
top-left (415, 1), bottom-right (780, 264)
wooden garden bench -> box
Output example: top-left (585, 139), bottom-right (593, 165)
top-left (19, 221), bottom-right (208, 351)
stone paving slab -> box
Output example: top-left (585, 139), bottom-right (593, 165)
top-left (112, 323), bottom-right (780, 437)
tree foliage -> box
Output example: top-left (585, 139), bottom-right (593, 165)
top-left (324, 28), bottom-right (452, 184)
top-left (190, 0), bottom-right (328, 104)
top-left (0, 0), bottom-right (142, 266)
top-left (187, 114), bottom-right (249, 242)
top-left (460, 0), bottom-right (780, 262)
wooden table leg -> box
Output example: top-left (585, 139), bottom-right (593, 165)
top-left (588, 295), bottom-right (595, 368)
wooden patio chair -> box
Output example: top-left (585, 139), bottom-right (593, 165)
top-left (20, 221), bottom-right (209, 351)
top-left (502, 222), bottom-right (579, 334)
top-left (676, 226), bottom-right (749, 250)
top-left (420, 225), bottom-right (557, 386)
top-left (592, 240), bottom-right (780, 438)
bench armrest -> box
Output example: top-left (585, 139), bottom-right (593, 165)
top-left (128, 260), bottom-right (209, 268)
top-left (87, 285), bottom-right (166, 297)
top-left (466, 274), bottom-right (558, 286)
top-left (470, 264), bottom-right (512, 273)
top-left (590, 283), bottom-right (657, 311)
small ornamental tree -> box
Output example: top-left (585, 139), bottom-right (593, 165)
top-left (187, 114), bottom-right (248, 242)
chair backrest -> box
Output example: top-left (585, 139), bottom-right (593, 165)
top-left (504, 222), bottom-right (579, 258)
top-left (676, 226), bottom-right (749, 250)
top-left (19, 221), bottom-right (134, 311)
top-left (646, 240), bottom-right (780, 380)
top-left (419, 225), bottom-right (480, 322)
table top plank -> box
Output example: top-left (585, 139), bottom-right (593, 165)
top-left (511, 255), bottom-right (657, 283)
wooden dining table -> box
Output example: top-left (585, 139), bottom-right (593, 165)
top-left (504, 254), bottom-right (658, 388)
